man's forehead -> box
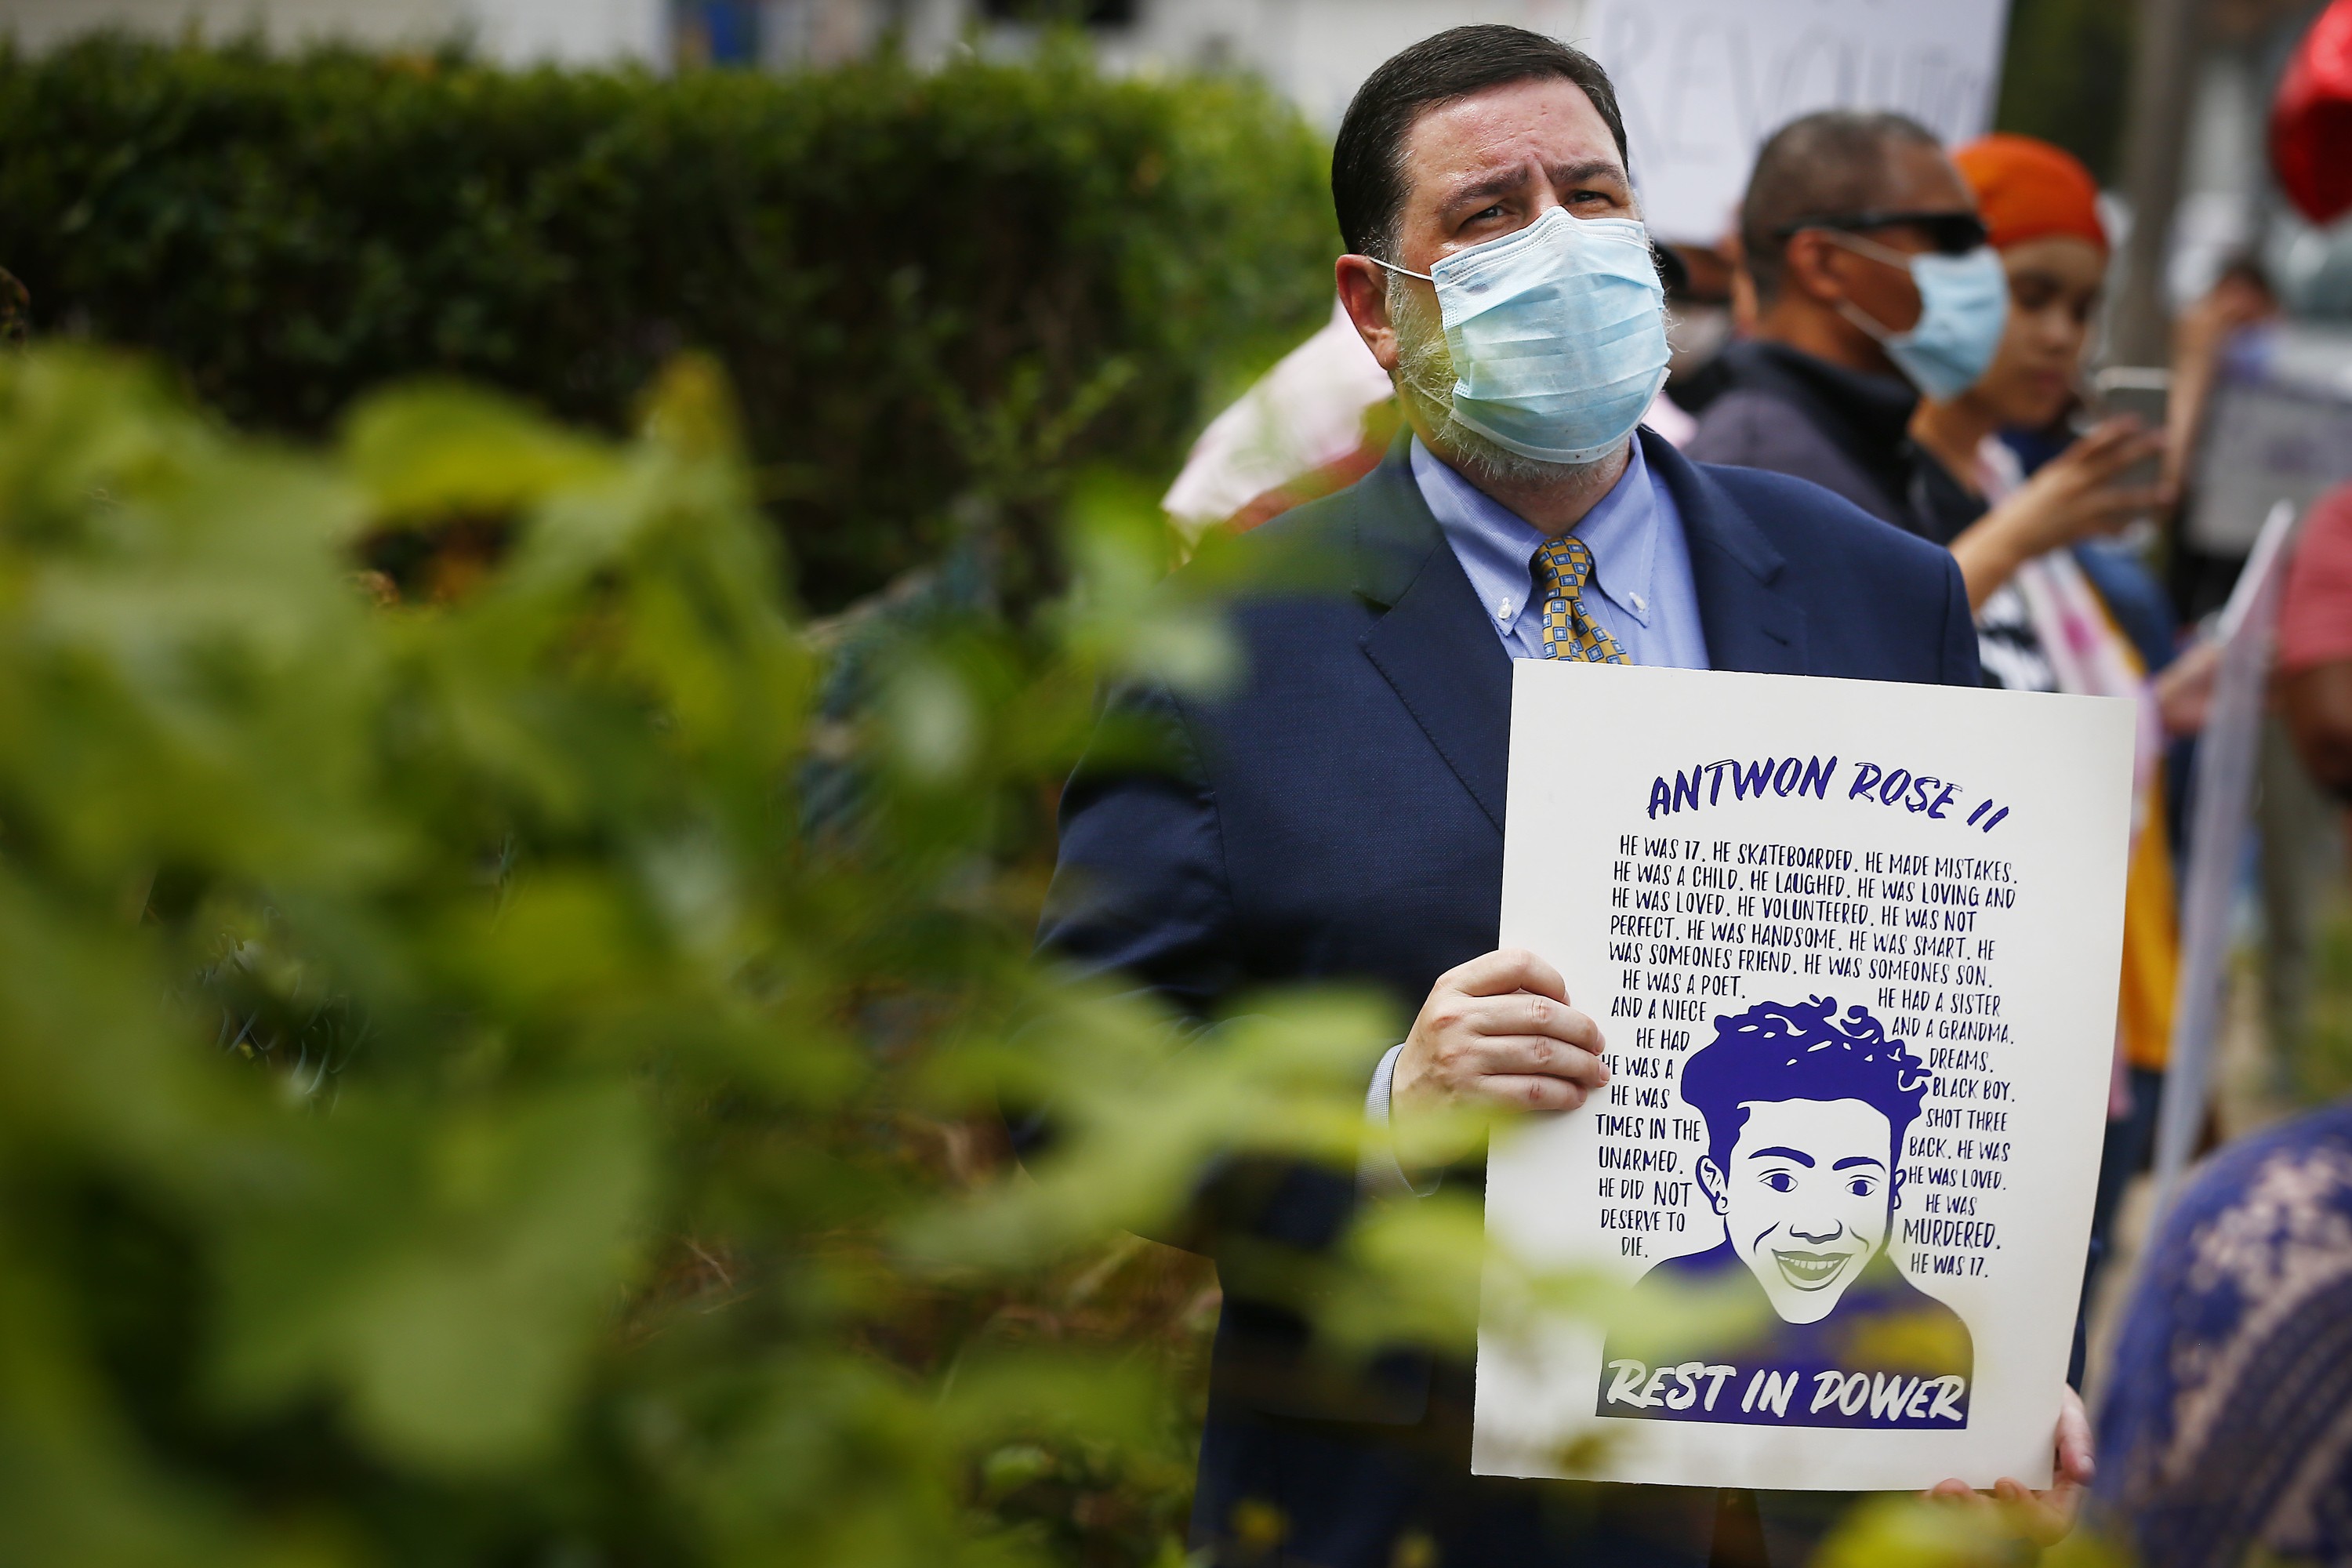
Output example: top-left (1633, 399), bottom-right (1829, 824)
top-left (1399, 77), bottom-right (1625, 201)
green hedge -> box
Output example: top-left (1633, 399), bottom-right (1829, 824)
top-left (0, 38), bottom-right (1338, 608)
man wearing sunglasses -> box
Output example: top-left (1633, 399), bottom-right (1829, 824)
top-left (1688, 111), bottom-right (2006, 535)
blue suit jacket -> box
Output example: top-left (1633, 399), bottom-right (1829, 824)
top-left (1040, 430), bottom-right (1980, 1566)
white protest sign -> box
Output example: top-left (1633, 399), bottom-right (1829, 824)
top-left (1582, 0), bottom-right (2015, 245)
top-left (1474, 662), bottom-right (2132, 1491)
top-left (2151, 499), bottom-right (2301, 1216)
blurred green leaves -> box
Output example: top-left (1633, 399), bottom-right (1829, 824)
top-left (0, 343), bottom-right (1412, 1565)
top-left (212, 1083), bottom-right (654, 1468)
top-left (0, 336), bottom-right (2046, 1564)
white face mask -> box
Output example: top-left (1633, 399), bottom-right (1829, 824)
top-left (1374, 207), bottom-right (1671, 466)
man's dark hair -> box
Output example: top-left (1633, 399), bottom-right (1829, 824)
top-left (1680, 995), bottom-right (1929, 1177)
top-left (1738, 111), bottom-right (1943, 304)
top-left (1331, 25), bottom-right (1628, 262)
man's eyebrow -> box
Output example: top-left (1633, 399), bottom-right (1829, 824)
top-left (1832, 1156), bottom-right (1888, 1171)
top-left (1749, 1146), bottom-right (1814, 1167)
top-left (1436, 158), bottom-right (1628, 213)
top-left (1548, 157), bottom-right (1629, 190)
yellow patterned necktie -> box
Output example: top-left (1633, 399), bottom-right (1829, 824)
top-left (1532, 536), bottom-right (1628, 664)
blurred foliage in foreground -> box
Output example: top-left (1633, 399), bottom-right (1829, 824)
top-left (0, 35), bottom-right (1338, 612)
top-left (0, 343), bottom-right (1417, 1566)
top-left (0, 346), bottom-right (2125, 1567)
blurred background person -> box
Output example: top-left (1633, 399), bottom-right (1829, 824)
top-left (1903, 134), bottom-right (2194, 1381)
top-left (2090, 1080), bottom-right (2352, 1568)
top-left (2281, 482), bottom-right (2352, 804)
top-left (1685, 110), bottom-right (1983, 530)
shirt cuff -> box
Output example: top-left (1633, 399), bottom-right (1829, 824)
top-left (1360, 1041), bottom-right (1439, 1198)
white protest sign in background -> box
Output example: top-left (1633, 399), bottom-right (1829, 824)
top-left (1581, 0), bottom-right (2015, 244)
top-left (1474, 662), bottom-right (2132, 1491)
top-left (2152, 499), bottom-right (2301, 1217)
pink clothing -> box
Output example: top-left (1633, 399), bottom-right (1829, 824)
top-left (2277, 482), bottom-right (2352, 674)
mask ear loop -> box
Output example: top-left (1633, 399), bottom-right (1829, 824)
top-left (1361, 254), bottom-right (1434, 282)
top-left (1817, 227), bottom-right (1920, 271)
top-left (1810, 229), bottom-right (1915, 344)
top-left (1835, 299), bottom-right (1904, 346)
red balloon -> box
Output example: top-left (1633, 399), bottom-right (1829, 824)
top-left (2274, 0), bottom-right (2352, 226)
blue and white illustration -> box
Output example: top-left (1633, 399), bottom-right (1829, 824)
top-left (1596, 996), bottom-right (1973, 1429)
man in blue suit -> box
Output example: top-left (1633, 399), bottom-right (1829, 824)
top-left (1041, 25), bottom-right (2089, 1566)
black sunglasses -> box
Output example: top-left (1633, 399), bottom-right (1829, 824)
top-left (1772, 209), bottom-right (1991, 256)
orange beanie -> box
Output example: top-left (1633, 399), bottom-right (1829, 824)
top-left (1952, 134), bottom-right (2109, 253)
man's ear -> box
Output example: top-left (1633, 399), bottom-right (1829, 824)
top-left (1780, 232), bottom-right (1855, 308)
top-left (1697, 1156), bottom-right (1730, 1215)
top-left (1335, 254), bottom-right (1403, 374)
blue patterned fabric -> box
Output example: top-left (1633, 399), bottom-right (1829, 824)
top-left (2095, 1103), bottom-right (2352, 1568)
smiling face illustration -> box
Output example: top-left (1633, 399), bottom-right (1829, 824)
top-left (1700, 1097), bottom-right (1896, 1324)
top-left (1597, 998), bottom-right (1969, 1429)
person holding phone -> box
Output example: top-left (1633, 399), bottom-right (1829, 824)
top-left (1904, 134), bottom-right (2191, 1378)
top-left (1906, 136), bottom-right (2165, 637)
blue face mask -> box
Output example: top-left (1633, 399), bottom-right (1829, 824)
top-left (1828, 233), bottom-right (2010, 401)
top-left (1375, 207), bottom-right (1670, 466)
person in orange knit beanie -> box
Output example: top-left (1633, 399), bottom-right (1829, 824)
top-left (1904, 133), bottom-right (2190, 1381)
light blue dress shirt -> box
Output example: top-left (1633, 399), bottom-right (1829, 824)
top-left (1363, 435), bottom-right (1713, 1196)
top-left (1408, 434), bottom-right (1710, 670)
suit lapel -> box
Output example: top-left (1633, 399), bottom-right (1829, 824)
top-left (1348, 430), bottom-right (1809, 833)
top-left (1642, 429), bottom-right (1810, 676)
top-left (1352, 448), bottom-right (1514, 834)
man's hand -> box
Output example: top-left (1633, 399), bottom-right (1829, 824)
top-left (1923, 1383), bottom-right (2094, 1547)
top-left (1392, 949), bottom-right (1610, 1129)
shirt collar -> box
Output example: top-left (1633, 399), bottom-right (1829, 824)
top-left (1408, 434), bottom-right (1661, 632)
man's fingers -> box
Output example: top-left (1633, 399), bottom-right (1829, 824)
top-left (1472, 993), bottom-right (1603, 1051)
top-left (1445, 946), bottom-right (1569, 1002)
top-left (2056, 1385), bottom-right (2095, 1485)
top-left (1477, 1073), bottom-right (1590, 1112)
top-left (1471, 1034), bottom-right (1610, 1086)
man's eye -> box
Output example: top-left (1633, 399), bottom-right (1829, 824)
top-left (1763, 1171), bottom-right (1795, 1192)
top-left (1846, 1178), bottom-right (1875, 1197)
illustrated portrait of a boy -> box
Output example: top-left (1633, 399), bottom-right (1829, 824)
top-left (1595, 996), bottom-right (1973, 1429)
